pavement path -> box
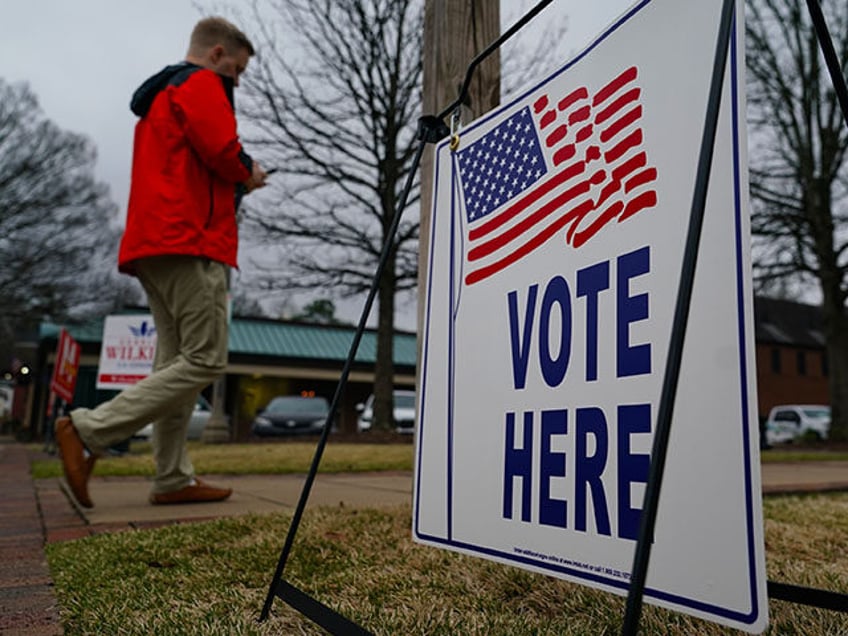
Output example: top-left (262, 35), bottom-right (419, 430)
top-left (3, 435), bottom-right (848, 635)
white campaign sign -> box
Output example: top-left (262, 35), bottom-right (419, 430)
top-left (414, 0), bottom-right (768, 632)
top-left (96, 315), bottom-right (157, 390)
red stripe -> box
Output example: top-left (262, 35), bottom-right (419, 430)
top-left (585, 145), bottom-right (601, 162)
top-left (540, 110), bottom-right (557, 128)
top-left (593, 175), bottom-right (620, 210)
top-left (468, 178), bottom-right (593, 261)
top-left (468, 161), bottom-right (585, 240)
top-left (553, 144), bottom-right (576, 165)
top-left (620, 190), bottom-right (657, 221)
top-left (575, 123), bottom-right (593, 143)
top-left (595, 88), bottom-right (641, 126)
top-left (604, 129), bottom-right (642, 163)
top-left (466, 199), bottom-right (594, 285)
top-left (558, 87), bottom-right (588, 111)
top-left (612, 151), bottom-right (647, 181)
top-left (593, 66), bottom-right (638, 107)
top-left (600, 105), bottom-right (642, 143)
top-left (546, 124), bottom-right (568, 147)
top-left (570, 201), bottom-right (625, 247)
top-left (624, 168), bottom-right (657, 193)
top-left (568, 105), bottom-right (591, 125)
top-left (534, 95), bottom-right (549, 113)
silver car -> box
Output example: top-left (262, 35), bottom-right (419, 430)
top-left (764, 404), bottom-right (830, 445)
top-left (133, 395), bottom-right (213, 441)
top-left (356, 389), bottom-right (416, 433)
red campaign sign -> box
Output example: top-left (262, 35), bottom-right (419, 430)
top-left (50, 328), bottom-right (80, 403)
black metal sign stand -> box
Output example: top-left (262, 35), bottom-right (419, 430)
top-left (258, 1), bottom-right (848, 633)
top-left (622, 0), bottom-right (848, 631)
top-left (620, 0), bottom-right (736, 630)
top-left (257, 2), bottom-right (555, 633)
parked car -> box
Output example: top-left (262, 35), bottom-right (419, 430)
top-left (251, 395), bottom-right (331, 437)
top-left (133, 395), bottom-right (212, 441)
top-left (356, 389), bottom-right (416, 433)
top-left (764, 404), bottom-right (831, 445)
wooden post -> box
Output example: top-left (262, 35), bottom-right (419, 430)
top-left (417, 0), bottom-right (500, 338)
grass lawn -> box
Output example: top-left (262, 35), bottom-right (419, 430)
top-left (761, 446), bottom-right (848, 463)
top-left (45, 494), bottom-right (848, 635)
top-left (30, 440), bottom-right (415, 479)
top-left (29, 439), bottom-right (848, 481)
top-left (35, 440), bottom-right (848, 633)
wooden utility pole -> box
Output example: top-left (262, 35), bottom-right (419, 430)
top-left (418, 0), bottom-right (501, 337)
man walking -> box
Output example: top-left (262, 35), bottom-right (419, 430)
top-left (56, 16), bottom-right (266, 507)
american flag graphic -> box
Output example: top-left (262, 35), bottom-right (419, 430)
top-left (455, 66), bottom-right (658, 286)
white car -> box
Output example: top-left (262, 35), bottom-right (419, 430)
top-left (357, 390), bottom-right (416, 433)
top-left (764, 404), bottom-right (830, 445)
top-left (133, 395), bottom-right (213, 441)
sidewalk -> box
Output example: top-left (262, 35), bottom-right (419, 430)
top-left (3, 437), bottom-right (848, 635)
top-left (1, 439), bottom-right (413, 635)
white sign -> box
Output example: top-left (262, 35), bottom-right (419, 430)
top-left (414, 0), bottom-right (768, 632)
top-left (96, 315), bottom-right (157, 390)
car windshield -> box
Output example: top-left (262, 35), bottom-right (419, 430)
top-left (394, 393), bottom-right (415, 408)
top-left (802, 407), bottom-right (830, 419)
top-left (265, 396), bottom-right (329, 416)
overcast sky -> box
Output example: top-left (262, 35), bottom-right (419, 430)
top-left (0, 0), bottom-right (635, 325)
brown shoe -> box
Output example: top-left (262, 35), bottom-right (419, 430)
top-left (149, 479), bottom-right (232, 505)
top-left (55, 416), bottom-right (94, 508)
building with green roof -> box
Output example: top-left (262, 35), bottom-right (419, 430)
top-left (29, 314), bottom-right (417, 440)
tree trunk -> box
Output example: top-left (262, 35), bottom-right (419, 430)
top-left (820, 280), bottom-right (848, 441)
top-left (374, 251), bottom-right (397, 431)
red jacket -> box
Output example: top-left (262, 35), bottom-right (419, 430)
top-left (118, 63), bottom-right (252, 274)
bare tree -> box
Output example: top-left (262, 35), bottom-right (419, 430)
top-left (0, 79), bottom-right (134, 364)
top-left (233, 0), bottom-right (423, 430)
top-left (746, 0), bottom-right (848, 440)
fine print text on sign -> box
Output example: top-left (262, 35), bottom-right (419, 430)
top-left (414, 0), bottom-right (767, 632)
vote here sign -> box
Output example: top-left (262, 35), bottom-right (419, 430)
top-left (414, 0), bottom-right (768, 632)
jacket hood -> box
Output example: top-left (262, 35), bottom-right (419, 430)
top-left (130, 62), bottom-right (200, 117)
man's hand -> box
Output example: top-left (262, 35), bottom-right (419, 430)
top-left (245, 161), bottom-right (268, 192)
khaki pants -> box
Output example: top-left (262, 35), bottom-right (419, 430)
top-left (72, 256), bottom-right (228, 493)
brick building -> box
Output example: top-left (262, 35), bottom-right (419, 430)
top-left (754, 296), bottom-right (830, 421)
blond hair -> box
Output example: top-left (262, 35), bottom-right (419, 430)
top-left (188, 17), bottom-right (255, 57)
